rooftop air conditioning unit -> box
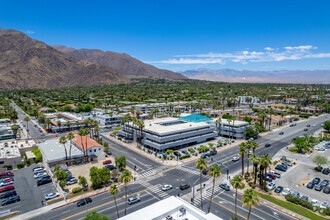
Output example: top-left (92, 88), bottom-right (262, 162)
top-left (165, 216), bottom-right (173, 220)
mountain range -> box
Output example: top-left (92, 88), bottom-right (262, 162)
top-left (181, 68), bottom-right (330, 84)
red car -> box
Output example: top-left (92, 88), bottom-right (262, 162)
top-left (0, 172), bottom-right (14, 179)
top-left (0, 186), bottom-right (14, 193)
top-left (103, 160), bottom-right (112, 165)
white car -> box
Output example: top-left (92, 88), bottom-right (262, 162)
top-left (267, 183), bottom-right (276, 190)
top-left (162, 185), bottom-right (172, 191)
top-left (232, 156), bottom-right (239, 162)
top-left (33, 168), bottom-right (45, 174)
top-left (320, 201), bottom-right (329, 209)
top-left (248, 150), bottom-right (253, 155)
top-left (281, 188), bottom-right (291, 196)
top-left (310, 199), bottom-right (319, 207)
top-left (45, 192), bottom-right (60, 201)
top-left (34, 172), bottom-right (47, 179)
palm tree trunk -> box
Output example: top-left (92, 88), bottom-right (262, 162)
top-left (235, 189), bottom-right (238, 219)
top-left (200, 171), bottom-right (203, 209)
top-left (247, 154), bottom-right (250, 174)
top-left (241, 155), bottom-right (244, 176)
top-left (247, 206), bottom-right (252, 220)
top-left (125, 184), bottom-right (128, 216)
top-left (69, 143), bottom-right (72, 159)
top-left (114, 195), bottom-right (119, 218)
top-left (264, 166), bottom-right (267, 190)
top-left (254, 163), bottom-right (257, 184)
top-left (208, 176), bottom-right (215, 213)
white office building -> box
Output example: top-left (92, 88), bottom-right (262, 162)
top-left (95, 114), bottom-right (123, 126)
top-left (237, 96), bottom-right (260, 104)
top-left (212, 118), bottom-right (249, 139)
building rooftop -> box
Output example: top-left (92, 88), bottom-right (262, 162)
top-left (0, 140), bottom-right (35, 159)
top-left (178, 113), bottom-right (213, 123)
top-left (217, 118), bottom-right (249, 127)
top-left (73, 135), bottom-right (104, 150)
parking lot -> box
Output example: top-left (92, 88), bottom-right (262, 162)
top-left (0, 164), bottom-right (59, 214)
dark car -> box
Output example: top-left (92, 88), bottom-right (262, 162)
top-left (307, 182), bottom-right (315, 189)
top-left (0, 190), bottom-right (17, 199)
top-left (1, 195), bottom-right (20, 206)
top-left (279, 132), bottom-right (284, 135)
top-left (202, 169), bottom-right (208, 175)
top-left (323, 186), bottom-right (330, 194)
top-left (105, 165), bottom-right (117, 170)
top-left (127, 196), bottom-right (140, 205)
top-left (301, 195), bottom-right (309, 202)
top-left (312, 177), bottom-right (321, 184)
top-left (304, 128), bottom-right (308, 131)
top-left (320, 180), bottom-right (329, 187)
top-left (181, 150), bottom-right (189, 155)
top-left (219, 183), bottom-right (230, 191)
top-left (322, 168), bottom-right (329, 175)
top-left (77, 197), bottom-right (92, 207)
top-left (201, 153), bottom-right (210, 159)
top-left (106, 149), bottom-right (112, 155)
top-left (281, 161), bottom-right (292, 167)
top-left (63, 170), bottom-right (72, 177)
top-left (265, 143), bottom-right (271, 147)
top-left (210, 150), bottom-right (217, 156)
top-left (306, 124), bottom-right (311, 127)
top-left (180, 184), bottom-right (190, 190)
top-left (315, 184), bottom-right (324, 191)
top-left (37, 178), bottom-right (52, 186)
top-left (275, 186), bottom-right (283, 193)
top-left (275, 165), bottom-right (287, 172)
top-left (174, 152), bottom-right (181, 157)
top-left (0, 186), bottom-right (14, 193)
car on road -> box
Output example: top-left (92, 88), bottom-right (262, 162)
top-left (202, 169), bottom-right (208, 175)
top-left (315, 146), bottom-right (326, 151)
top-left (312, 177), bottom-right (321, 184)
top-left (306, 124), bottom-right (310, 127)
top-left (180, 184), bottom-right (190, 190)
top-left (304, 128), bottom-right (308, 131)
top-left (37, 178), bottom-right (52, 186)
top-left (323, 186), bottom-right (330, 194)
top-left (232, 156), bottom-right (239, 162)
top-left (307, 182), bottom-right (315, 189)
top-left (105, 165), bottom-right (116, 170)
top-left (0, 186), bottom-right (14, 193)
top-left (0, 190), bottom-right (17, 199)
top-left (274, 186), bottom-right (283, 193)
top-left (248, 150), bottom-right (253, 155)
top-left (45, 192), bottom-right (60, 201)
top-left (275, 165), bottom-right (287, 172)
top-left (77, 197), bottom-right (92, 207)
top-left (201, 153), bottom-right (210, 159)
top-left (162, 185), bottom-right (172, 191)
top-left (267, 183), bottom-right (276, 190)
top-left (249, 138), bottom-right (254, 141)
top-left (281, 188), bottom-right (291, 196)
top-left (181, 150), bottom-right (189, 155)
top-left (320, 179), bottom-right (329, 187)
top-left (173, 152), bottom-right (181, 157)
top-left (315, 184), bottom-right (324, 191)
top-left (301, 195), bottom-right (308, 202)
top-left (279, 132), bottom-right (284, 135)
top-left (265, 143), bottom-right (271, 147)
top-left (127, 196), bottom-right (140, 205)
top-left (1, 195), bottom-right (20, 206)
top-left (103, 160), bottom-right (112, 165)
top-left (210, 150), bottom-right (217, 156)
top-left (320, 201), bottom-right (329, 209)
top-left (292, 192), bottom-right (300, 198)
top-left (281, 161), bottom-right (292, 167)
top-left (310, 199), bottom-right (319, 207)
top-left (322, 168), bottom-right (329, 175)
top-left (219, 183), bottom-right (230, 191)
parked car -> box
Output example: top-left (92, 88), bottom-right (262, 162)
top-left (0, 186), bottom-right (14, 193)
top-left (310, 199), bottom-right (319, 207)
top-left (34, 172), bottom-right (47, 179)
top-left (322, 168), bottom-right (329, 175)
top-left (306, 124), bottom-right (311, 127)
top-left (279, 132), bottom-right (284, 135)
top-left (37, 178), bottom-right (52, 186)
top-left (45, 192), bottom-right (60, 201)
top-left (173, 152), bottom-right (181, 157)
top-left (232, 156), bottom-right (239, 162)
top-left (201, 153), bottom-right (210, 159)
top-left (33, 168), bottom-right (45, 174)
top-left (281, 161), bottom-right (292, 167)
top-left (315, 184), bottom-right (324, 191)
top-left (275, 165), bottom-right (287, 172)
top-left (103, 160), bottom-right (112, 165)
top-left (268, 170), bottom-right (281, 178)
top-left (320, 201), bottom-right (329, 209)
top-left (219, 183), bottom-right (230, 191)
top-left (181, 150), bottom-right (189, 155)
top-left (312, 177), bottom-right (321, 184)
top-left (106, 149), bottom-right (112, 155)
top-left (1, 195), bottom-right (20, 206)
top-left (180, 184), bottom-right (190, 190)
top-left (32, 166), bottom-right (43, 171)
top-left (63, 170), bottom-right (72, 177)
top-left (266, 173), bottom-right (276, 180)
top-left (0, 190), bottom-right (17, 199)
top-left (301, 195), bottom-right (309, 202)
top-left (105, 165), bottom-right (116, 170)
top-left (66, 177), bottom-right (78, 185)
top-left (281, 188), bottom-right (291, 196)
top-left (274, 186), bottom-right (283, 193)
top-left (77, 197), bottom-right (92, 207)
top-left (323, 186), bottom-right (330, 194)
top-left (292, 192), bottom-right (300, 198)
top-left (265, 143), bottom-right (271, 147)
top-left (162, 185), bottom-right (172, 191)
top-left (307, 182), bottom-right (315, 189)
top-left (127, 196), bottom-right (140, 205)
top-left (267, 183), bottom-right (276, 190)
top-left (210, 150), bottom-right (217, 156)
top-left (320, 179), bottom-right (329, 187)
top-left (0, 180), bottom-right (13, 187)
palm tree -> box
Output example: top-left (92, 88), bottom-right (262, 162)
top-left (249, 153), bottom-right (260, 184)
top-left (110, 184), bottom-right (120, 218)
top-left (59, 136), bottom-right (68, 160)
top-left (24, 116), bottom-right (30, 133)
top-left (241, 189), bottom-right (260, 220)
top-left (261, 153), bottom-right (272, 190)
top-left (208, 164), bottom-right (222, 213)
top-left (67, 132), bottom-right (75, 159)
top-left (195, 158), bottom-right (208, 210)
top-left (11, 124), bottom-right (19, 139)
top-left (239, 142), bottom-right (247, 176)
top-left (78, 127), bottom-right (87, 156)
top-left (66, 121), bottom-right (71, 131)
top-left (231, 116), bottom-right (236, 140)
top-left (250, 141), bottom-right (258, 154)
top-left (57, 120), bottom-right (62, 132)
top-left (120, 170), bottom-right (133, 216)
top-left (215, 118), bottom-right (222, 136)
top-left (137, 120), bottom-right (145, 147)
top-left (230, 175), bottom-right (245, 220)
top-left (45, 118), bottom-right (51, 132)
top-left (246, 142), bottom-right (251, 174)
top-left (227, 118), bottom-right (232, 140)
top-left (94, 124), bottom-right (100, 139)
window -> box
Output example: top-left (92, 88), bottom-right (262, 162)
top-left (89, 150), bottom-right (92, 153)
top-left (94, 149), bottom-right (96, 152)
top-left (99, 148), bottom-right (101, 151)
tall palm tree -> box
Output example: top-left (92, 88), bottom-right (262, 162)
top-left (59, 136), bottom-right (68, 160)
top-left (261, 153), bottom-right (272, 190)
top-left (94, 124), bottom-right (100, 139)
top-left (137, 120), bottom-right (145, 147)
top-left (230, 175), bottom-right (245, 220)
top-left (249, 153), bottom-right (260, 184)
top-left (246, 142), bottom-right (251, 174)
top-left (208, 164), bottom-right (222, 213)
top-left (110, 184), bottom-right (120, 218)
top-left (227, 118), bottom-right (232, 140)
top-left (215, 118), bottom-right (222, 136)
top-left (120, 170), bottom-right (133, 216)
top-left (250, 141), bottom-right (258, 154)
top-left (78, 127), bottom-right (86, 156)
top-left (67, 132), bottom-right (75, 159)
top-left (66, 121), bottom-right (71, 131)
top-left (11, 124), bottom-right (19, 140)
top-left (241, 189), bottom-right (260, 220)
top-left (45, 118), bottom-right (51, 132)
top-left (57, 120), bottom-right (62, 132)
top-left (239, 142), bottom-right (247, 176)
top-left (231, 116), bottom-right (237, 140)
top-left (24, 116), bottom-right (30, 133)
top-left (195, 158), bottom-right (208, 210)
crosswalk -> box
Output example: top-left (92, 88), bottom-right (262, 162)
top-left (139, 165), bottom-right (167, 178)
top-left (192, 186), bottom-right (222, 206)
top-left (176, 166), bottom-right (211, 179)
top-left (140, 182), bottom-right (171, 199)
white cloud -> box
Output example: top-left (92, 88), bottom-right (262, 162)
top-left (26, 30), bottom-right (35, 35)
top-left (149, 45), bottom-right (330, 65)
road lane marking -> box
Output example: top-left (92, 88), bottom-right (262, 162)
top-left (61, 188), bottom-right (147, 220)
top-left (208, 198), bottom-right (247, 220)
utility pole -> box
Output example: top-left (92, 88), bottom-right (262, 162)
top-left (227, 169), bottom-right (229, 180)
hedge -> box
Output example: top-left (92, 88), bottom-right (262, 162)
top-left (114, 127), bottom-right (121, 130)
top-left (32, 148), bottom-right (43, 163)
top-left (179, 154), bottom-right (191, 160)
top-left (72, 187), bottom-right (82, 194)
top-left (17, 163), bottom-right (25, 169)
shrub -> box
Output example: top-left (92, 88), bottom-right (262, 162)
top-left (26, 159), bottom-right (31, 166)
top-left (114, 127), bottom-right (121, 130)
top-left (17, 163), bottom-right (25, 169)
top-left (113, 131), bottom-right (118, 135)
top-left (3, 165), bottom-right (12, 170)
top-left (314, 167), bottom-right (323, 172)
top-left (188, 148), bottom-right (194, 152)
top-left (32, 148), bottom-right (42, 163)
top-left (72, 187), bottom-right (82, 194)
top-left (248, 182), bottom-right (256, 189)
top-left (179, 154), bottom-right (191, 160)
top-left (289, 147), bottom-right (298, 152)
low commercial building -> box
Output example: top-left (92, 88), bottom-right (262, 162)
top-left (119, 114), bottom-right (217, 151)
top-left (0, 140), bottom-right (35, 168)
top-left (44, 112), bottom-right (85, 132)
top-left (72, 135), bottom-right (105, 161)
top-left (213, 118), bottom-right (249, 139)
top-left (119, 196), bottom-right (221, 220)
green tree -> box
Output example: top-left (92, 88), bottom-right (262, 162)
top-left (78, 176), bottom-right (87, 187)
top-left (110, 184), bottom-right (120, 218)
top-left (323, 120), bottom-right (330, 133)
top-left (241, 189), bottom-right (260, 220)
top-left (67, 132), bottom-right (75, 159)
top-left (59, 136), bottom-right (68, 160)
top-left (120, 170), bottom-right (133, 216)
top-left (230, 175), bottom-right (245, 220)
top-left (261, 153), bottom-right (272, 190)
top-left (63, 104), bottom-right (73, 112)
top-left (90, 166), bottom-right (102, 187)
top-left (215, 118), bottom-right (222, 136)
top-left (24, 116), bottom-right (30, 133)
top-left (57, 120), bottom-right (62, 132)
top-left (11, 124), bottom-right (19, 139)
top-left (208, 164), bottom-right (222, 213)
top-left (239, 142), bottom-right (247, 176)
top-left (45, 118), bottom-right (52, 132)
top-left (249, 153), bottom-right (260, 184)
top-left (195, 158), bottom-right (208, 210)
top-left (115, 156), bottom-right (127, 171)
top-left (66, 121), bottom-right (71, 131)
top-left (82, 211), bottom-right (109, 220)
top-left (312, 155), bottom-right (328, 170)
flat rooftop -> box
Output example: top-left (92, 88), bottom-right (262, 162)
top-left (0, 140), bottom-right (35, 159)
top-left (216, 118), bottom-right (249, 127)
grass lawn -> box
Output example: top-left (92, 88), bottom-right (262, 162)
top-left (256, 192), bottom-right (328, 220)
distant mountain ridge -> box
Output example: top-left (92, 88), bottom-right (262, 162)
top-left (181, 68), bottom-right (330, 84)
top-left (52, 45), bottom-right (187, 80)
top-left (0, 28), bottom-right (129, 90)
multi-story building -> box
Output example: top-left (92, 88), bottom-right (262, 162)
top-left (95, 114), bottom-right (123, 126)
top-left (0, 125), bottom-right (14, 140)
top-left (118, 114), bottom-right (217, 152)
top-left (213, 119), bottom-right (249, 139)
top-left (237, 96), bottom-right (260, 104)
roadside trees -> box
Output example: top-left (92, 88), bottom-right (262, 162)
top-left (59, 136), bottom-right (68, 160)
top-left (312, 155), bottom-right (328, 171)
top-left (82, 211), bottom-right (109, 220)
top-left (45, 118), bottom-right (51, 132)
top-left (78, 176), bottom-right (87, 188)
top-left (195, 158), bottom-right (208, 210)
top-left (208, 164), bottom-right (222, 213)
top-left (24, 116), bottom-right (30, 132)
top-left (215, 118), bottom-right (222, 136)
top-left (241, 189), bottom-right (260, 220)
top-left (248, 153), bottom-right (260, 184)
top-left (323, 121), bottom-right (330, 133)
top-left (120, 170), bottom-right (133, 216)
top-left (89, 167), bottom-right (110, 189)
top-left (11, 124), bottom-right (19, 139)
top-left (239, 142), bottom-right (247, 176)
top-left (67, 132), bottom-right (75, 159)
top-left (110, 184), bottom-right (120, 218)
top-left (115, 156), bottom-right (127, 171)
top-left (230, 175), bottom-right (245, 220)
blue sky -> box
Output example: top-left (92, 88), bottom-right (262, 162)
top-left (1, 0), bottom-right (330, 71)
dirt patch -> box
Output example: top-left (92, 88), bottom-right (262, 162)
top-left (298, 176), bottom-right (311, 186)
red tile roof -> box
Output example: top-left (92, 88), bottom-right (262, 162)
top-left (73, 135), bottom-right (103, 150)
